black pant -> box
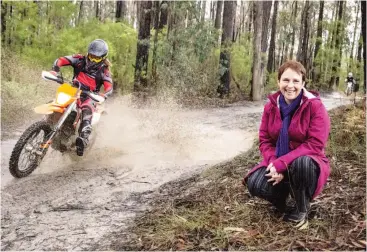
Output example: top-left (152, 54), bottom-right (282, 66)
top-left (246, 156), bottom-right (320, 212)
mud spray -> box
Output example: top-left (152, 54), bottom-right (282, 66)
top-left (2, 95), bottom-right (255, 189)
top-left (1, 95), bottom-right (258, 250)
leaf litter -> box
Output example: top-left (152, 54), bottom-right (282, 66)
top-left (108, 104), bottom-right (365, 251)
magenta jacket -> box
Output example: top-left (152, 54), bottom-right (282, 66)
top-left (245, 89), bottom-right (331, 199)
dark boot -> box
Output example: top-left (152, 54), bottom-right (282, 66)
top-left (283, 188), bottom-right (310, 222)
top-left (76, 122), bottom-right (92, 156)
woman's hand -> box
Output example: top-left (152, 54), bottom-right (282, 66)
top-left (265, 163), bottom-right (284, 185)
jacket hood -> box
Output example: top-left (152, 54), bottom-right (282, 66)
top-left (267, 88), bottom-right (320, 107)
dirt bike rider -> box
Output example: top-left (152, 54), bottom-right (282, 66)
top-left (51, 39), bottom-right (113, 156)
top-left (344, 72), bottom-right (356, 94)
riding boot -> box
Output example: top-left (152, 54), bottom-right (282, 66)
top-left (76, 108), bottom-right (93, 156)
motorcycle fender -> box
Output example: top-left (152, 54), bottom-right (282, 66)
top-left (34, 103), bottom-right (65, 114)
top-left (33, 103), bottom-right (65, 115)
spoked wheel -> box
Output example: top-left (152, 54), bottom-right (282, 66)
top-left (9, 121), bottom-right (52, 178)
top-left (346, 87), bottom-right (352, 96)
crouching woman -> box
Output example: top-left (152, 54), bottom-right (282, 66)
top-left (243, 60), bottom-right (331, 223)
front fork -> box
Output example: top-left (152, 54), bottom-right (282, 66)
top-left (39, 101), bottom-right (77, 153)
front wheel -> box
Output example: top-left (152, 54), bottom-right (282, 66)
top-left (9, 121), bottom-right (52, 178)
top-left (346, 87), bottom-right (352, 96)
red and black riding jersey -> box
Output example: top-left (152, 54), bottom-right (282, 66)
top-left (52, 54), bottom-right (113, 96)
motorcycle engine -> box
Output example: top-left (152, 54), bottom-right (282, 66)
top-left (48, 111), bottom-right (77, 152)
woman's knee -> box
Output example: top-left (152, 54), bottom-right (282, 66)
top-left (290, 156), bottom-right (320, 187)
top-left (246, 167), bottom-right (268, 196)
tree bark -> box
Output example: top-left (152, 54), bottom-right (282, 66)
top-left (267, 0), bottom-right (278, 74)
top-left (218, 0), bottom-right (235, 97)
top-left (152, 1), bottom-right (160, 83)
top-left (251, 1), bottom-right (263, 101)
top-left (214, 0), bottom-right (223, 29)
top-left (297, 0), bottom-right (311, 69)
top-left (95, 0), bottom-right (100, 20)
top-left (210, 1), bottom-right (215, 22)
top-left (232, 2), bottom-right (237, 42)
top-left (361, 0), bottom-right (366, 93)
top-left (349, 2), bottom-right (360, 66)
top-left (261, 1), bottom-right (272, 53)
top-left (1, 1), bottom-right (6, 44)
top-left (357, 32), bottom-right (363, 62)
top-left (201, 0), bottom-right (206, 22)
top-left (329, 1), bottom-right (344, 89)
top-left (159, 1), bottom-right (168, 29)
top-left (116, 1), bottom-right (127, 22)
top-left (247, 2), bottom-right (253, 33)
top-left (289, 1), bottom-right (298, 60)
top-left (312, 0), bottom-right (324, 84)
top-left (134, 1), bottom-right (152, 93)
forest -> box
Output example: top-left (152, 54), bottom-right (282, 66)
top-left (1, 1), bottom-right (366, 250)
top-left (1, 0), bottom-right (366, 102)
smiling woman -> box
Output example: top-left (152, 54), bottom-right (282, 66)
top-left (277, 62), bottom-right (306, 104)
top-left (243, 60), bottom-right (331, 227)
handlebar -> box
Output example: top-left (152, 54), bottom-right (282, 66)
top-left (41, 70), bottom-right (105, 104)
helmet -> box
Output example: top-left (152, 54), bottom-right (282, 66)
top-left (348, 72), bottom-right (353, 77)
top-left (88, 39), bottom-right (108, 57)
top-left (86, 39), bottom-right (108, 72)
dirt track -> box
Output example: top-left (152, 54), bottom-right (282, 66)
top-left (1, 94), bottom-right (351, 250)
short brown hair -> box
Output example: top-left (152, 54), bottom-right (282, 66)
top-left (278, 60), bottom-right (306, 82)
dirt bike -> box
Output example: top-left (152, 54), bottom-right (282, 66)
top-left (345, 81), bottom-right (354, 96)
top-left (9, 71), bottom-right (106, 178)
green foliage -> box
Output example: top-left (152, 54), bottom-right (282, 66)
top-left (230, 41), bottom-right (253, 94)
top-left (150, 8), bottom-right (221, 98)
top-left (264, 72), bottom-right (278, 95)
top-left (8, 19), bottom-right (137, 93)
top-left (1, 51), bottom-right (55, 128)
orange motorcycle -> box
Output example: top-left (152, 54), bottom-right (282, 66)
top-left (9, 71), bottom-right (106, 178)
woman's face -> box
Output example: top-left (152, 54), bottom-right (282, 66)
top-left (277, 68), bottom-right (305, 104)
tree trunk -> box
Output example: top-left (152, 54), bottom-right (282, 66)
top-left (329, 1), bottom-right (344, 89)
top-left (361, 0), bottom-right (366, 93)
top-left (261, 1), bottom-right (272, 53)
top-left (289, 1), bottom-right (298, 60)
top-left (232, 2), bottom-right (237, 42)
top-left (1, 1), bottom-right (6, 44)
top-left (214, 0), bottom-right (223, 29)
top-left (297, 0), bottom-right (311, 69)
top-left (238, 1), bottom-right (245, 42)
top-left (116, 1), bottom-right (127, 22)
top-left (77, 1), bottom-right (83, 25)
top-left (95, 0), bottom-right (100, 20)
top-left (267, 0), bottom-right (278, 74)
top-left (210, 1), bottom-right (215, 22)
top-left (218, 0), bottom-right (235, 97)
top-left (247, 2), bottom-right (253, 33)
top-left (312, 0), bottom-right (324, 85)
top-left (152, 1), bottom-right (160, 83)
top-left (134, 1), bottom-right (152, 93)
top-left (159, 1), bottom-right (168, 29)
top-left (251, 1), bottom-right (263, 101)
top-left (323, 2), bottom-right (337, 84)
top-left (201, 0), bottom-right (206, 22)
top-left (349, 2), bottom-right (360, 66)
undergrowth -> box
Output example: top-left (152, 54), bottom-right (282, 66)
top-left (1, 52), bottom-right (55, 138)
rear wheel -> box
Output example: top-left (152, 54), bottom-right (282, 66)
top-left (9, 121), bottom-right (52, 178)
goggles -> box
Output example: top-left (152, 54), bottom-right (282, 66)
top-left (88, 54), bottom-right (103, 63)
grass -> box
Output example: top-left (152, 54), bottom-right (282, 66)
top-left (109, 103), bottom-right (366, 251)
top-left (1, 52), bottom-right (55, 139)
